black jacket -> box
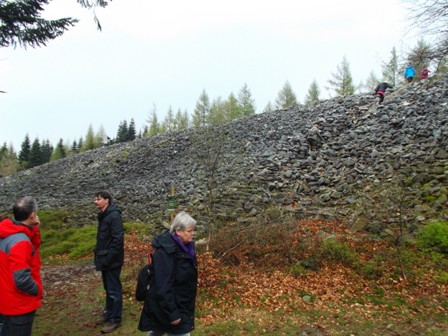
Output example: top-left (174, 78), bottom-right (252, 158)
top-left (138, 232), bottom-right (198, 334)
top-left (94, 202), bottom-right (124, 271)
top-left (375, 82), bottom-right (393, 93)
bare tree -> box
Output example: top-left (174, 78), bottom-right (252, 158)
top-left (404, 0), bottom-right (448, 70)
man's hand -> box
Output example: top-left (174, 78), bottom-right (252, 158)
top-left (170, 318), bottom-right (181, 325)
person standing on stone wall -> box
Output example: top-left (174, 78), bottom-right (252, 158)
top-left (420, 67), bottom-right (431, 79)
top-left (374, 82), bottom-right (393, 105)
top-left (0, 196), bottom-right (43, 336)
top-left (306, 122), bottom-right (324, 151)
top-left (93, 191), bottom-right (124, 334)
top-left (404, 65), bottom-right (416, 83)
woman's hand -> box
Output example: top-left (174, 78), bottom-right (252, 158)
top-left (170, 318), bottom-right (181, 325)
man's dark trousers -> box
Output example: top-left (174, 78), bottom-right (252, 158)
top-left (0, 311), bottom-right (35, 336)
top-left (101, 267), bottom-right (123, 323)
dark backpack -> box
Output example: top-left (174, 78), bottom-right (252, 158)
top-left (135, 252), bottom-right (154, 302)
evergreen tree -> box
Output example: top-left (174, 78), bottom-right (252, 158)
top-left (116, 120), bottom-right (128, 143)
top-left (263, 101), bottom-right (274, 113)
top-left (192, 90), bottom-right (211, 128)
top-left (18, 134), bottom-right (31, 167)
top-left (406, 0), bottom-right (448, 65)
top-left (360, 71), bottom-right (380, 93)
top-left (0, 142), bottom-right (7, 159)
top-left (304, 80), bottom-right (321, 106)
top-left (0, 144), bottom-right (18, 177)
top-left (71, 140), bottom-right (79, 154)
top-left (327, 56), bottom-right (355, 96)
top-left (238, 83), bottom-right (256, 117)
top-left (175, 109), bottom-right (189, 131)
top-left (163, 107), bottom-right (176, 133)
top-left (28, 138), bottom-right (43, 168)
top-left (96, 125), bottom-right (107, 146)
top-left (81, 125), bottom-right (96, 151)
top-left (405, 39), bottom-right (433, 79)
top-left (275, 81), bottom-right (298, 109)
top-left (41, 139), bottom-right (53, 163)
top-left (51, 139), bottom-right (66, 161)
top-left (127, 118), bottom-right (137, 141)
top-left (209, 97), bottom-right (227, 124)
top-left (78, 137), bottom-right (84, 151)
top-left (224, 92), bottom-right (241, 121)
top-left (382, 47), bottom-right (400, 86)
top-left (0, 0), bottom-right (110, 48)
top-left (146, 105), bottom-right (161, 137)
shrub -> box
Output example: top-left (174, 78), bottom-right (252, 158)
top-left (320, 237), bottom-right (357, 266)
top-left (289, 263), bottom-right (308, 277)
top-left (417, 221), bottom-right (448, 254)
top-left (435, 271), bottom-right (448, 285)
top-left (38, 209), bottom-right (70, 230)
top-left (41, 225), bottom-right (97, 259)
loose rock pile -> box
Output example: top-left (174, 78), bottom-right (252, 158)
top-left (1, 76), bottom-right (447, 230)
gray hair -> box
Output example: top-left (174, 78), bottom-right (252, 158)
top-left (170, 211), bottom-right (196, 234)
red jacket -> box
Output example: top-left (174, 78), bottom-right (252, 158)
top-left (0, 218), bottom-right (42, 315)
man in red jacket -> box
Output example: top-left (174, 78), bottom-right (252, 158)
top-left (0, 196), bottom-right (43, 336)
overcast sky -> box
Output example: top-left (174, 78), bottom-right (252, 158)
top-left (1, 0), bottom-right (416, 150)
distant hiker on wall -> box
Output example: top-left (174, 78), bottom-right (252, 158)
top-left (404, 65), bottom-right (416, 83)
top-left (374, 82), bottom-right (393, 105)
top-left (420, 67), bottom-right (431, 79)
top-left (306, 122), bottom-right (324, 151)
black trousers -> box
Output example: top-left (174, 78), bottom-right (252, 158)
top-left (0, 311), bottom-right (36, 336)
top-left (101, 267), bottom-right (123, 323)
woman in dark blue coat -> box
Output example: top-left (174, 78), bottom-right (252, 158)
top-left (139, 211), bottom-right (198, 336)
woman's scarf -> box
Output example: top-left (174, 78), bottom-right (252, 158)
top-left (171, 233), bottom-right (195, 258)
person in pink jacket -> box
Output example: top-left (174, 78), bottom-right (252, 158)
top-left (0, 196), bottom-right (43, 336)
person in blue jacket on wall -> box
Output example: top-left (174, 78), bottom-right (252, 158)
top-left (404, 65), bottom-right (416, 83)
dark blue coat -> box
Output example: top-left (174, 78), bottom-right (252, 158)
top-left (93, 202), bottom-right (124, 271)
top-left (138, 232), bottom-right (198, 334)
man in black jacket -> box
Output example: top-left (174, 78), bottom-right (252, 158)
top-left (374, 82), bottom-right (393, 105)
top-left (93, 191), bottom-right (124, 334)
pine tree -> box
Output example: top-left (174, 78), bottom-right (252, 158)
top-left (238, 83), bottom-right (256, 117)
top-left (405, 39), bottom-right (433, 79)
top-left (192, 90), bottom-right (211, 128)
top-left (382, 47), bottom-right (400, 86)
top-left (209, 97), bottom-right (226, 125)
top-left (51, 139), bottom-right (66, 161)
top-left (81, 125), bottom-right (96, 151)
top-left (263, 101), bottom-right (274, 113)
top-left (0, 0), bottom-right (111, 48)
top-left (70, 140), bottom-right (79, 154)
top-left (0, 143), bottom-right (18, 177)
top-left (275, 81), bottom-right (298, 109)
top-left (224, 92), bottom-right (241, 121)
top-left (78, 137), bottom-right (84, 151)
top-left (18, 134), bottom-right (31, 167)
top-left (304, 80), bottom-right (321, 106)
top-left (41, 139), bottom-right (53, 163)
top-left (360, 71), bottom-right (380, 93)
top-left (116, 120), bottom-right (128, 143)
top-left (28, 138), bottom-right (43, 168)
top-left (146, 106), bottom-right (161, 137)
top-left (95, 126), bottom-right (107, 146)
top-left (127, 118), bottom-right (137, 141)
top-left (327, 56), bottom-right (355, 96)
top-left (175, 109), bottom-right (189, 131)
top-left (163, 107), bottom-right (176, 133)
